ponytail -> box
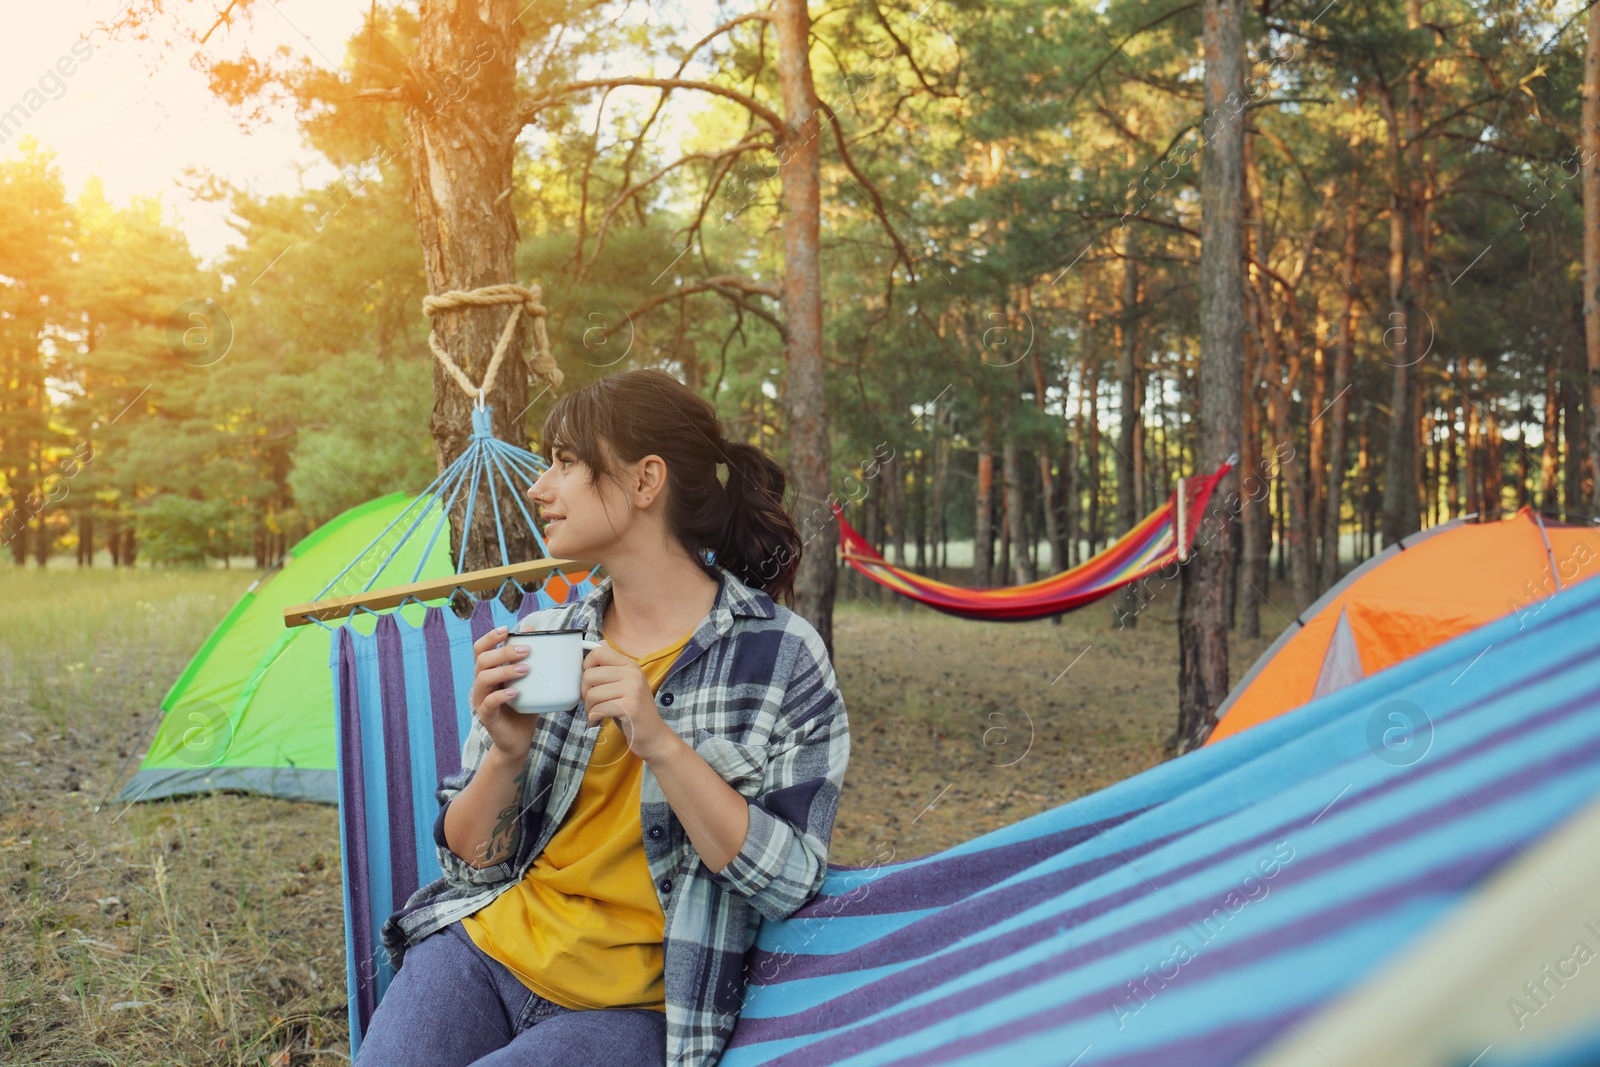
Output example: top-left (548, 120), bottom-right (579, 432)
top-left (709, 439), bottom-right (804, 604)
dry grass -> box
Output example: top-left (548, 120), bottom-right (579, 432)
top-left (1, 567), bottom-right (349, 1066)
top-left (826, 576), bottom-right (1281, 865)
top-left (0, 563), bottom-right (1289, 1064)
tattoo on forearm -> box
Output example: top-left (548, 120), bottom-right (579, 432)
top-left (477, 766), bottom-right (530, 866)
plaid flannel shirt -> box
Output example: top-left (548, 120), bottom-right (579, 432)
top-left (377, 564), bottom-right (850, 1066)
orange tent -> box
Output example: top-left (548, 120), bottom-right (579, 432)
top-left (1204, 506), bottom-right (1600, 746)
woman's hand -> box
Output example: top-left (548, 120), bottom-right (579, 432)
top-left (468, 626), bottom-right (542, 763)
top-left (580, 643), bottom-right (676, 762)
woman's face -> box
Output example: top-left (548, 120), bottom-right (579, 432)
top-left (529, 445), bottom-right (603, 557)
top-left (526, 441), bottom-right (653, 560)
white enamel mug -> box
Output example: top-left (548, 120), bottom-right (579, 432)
top-left (500, 627), bottom-right (604, 715)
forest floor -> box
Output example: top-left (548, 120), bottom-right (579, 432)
top-left (0, 563), bottom-right (1287, 1065)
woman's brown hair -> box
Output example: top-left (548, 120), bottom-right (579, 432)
top-left (538, 368), bottom-right (804, 605)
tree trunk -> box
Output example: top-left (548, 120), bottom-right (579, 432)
top-left (892, 457), bottom-right (913, 611)
top-left (1565, 352), bottom-right (1585, 518)
top-left (931, 416), bottom-right (948, 575)
top-left (1030, 335), bottom-right (1063, 574)
top-left (858, 491), bottom-right (878, 603)
top-left (921, 444), bottom-right (934, 572)
top-left (975, 408), bottom-right (996, 587)
top-left (1463, 358), bottom-right (1481, 517)
top-left (1433, 409), bottom-right (1446, 524)
top-left (1274, 464), bottom-right (1285, 581)
top-left (1517, 413), bottom-right (1530, 508)
top-left (886, 451), bottom-right (904, 567)
top-left (1321, 202), bottom-right (1359, 588)
top-left (1284, 364), bottom-right (1314, 608)
top-left (1065, 369), bottom-right (1082, 567)
top-left (1004, 439), bottom-right (1032, 584)
top-left (1030, 485), bottom-right (1042, 575)
top-left (1245, 149), bottom-right (1313, 613)
top-left (1113, 217), bottom-right (1143, 626)
top-left (410, 1), bottom-right (545, 577)
top-left (1543, 359), bottom-right (1560, 513)
top-left (1175, 0), bottom-right (1245, 755)
top-left (1447, 362), bottom-right (1461, 517)
top-left (1379, 2), bottom-right (1427, 546)
top-left (1227, 473), bottom-right (1243, 630)
top-left (1587, 0), bottom-right (1600, 513)
top-left (1037, 443), bottom-right (1063, 578)
top-left (1154, 353), bottom-right (1171, 492)
top-left (1085, 357), bottom-right (1102, 554)
top-left (873, 488), bottom-right (886, 557)
top-left (1134, 368), bottom-right (1147, 517)
top-left (1308, 315), bottom-right (1327, 566)
top-left (1485, 396), bottom-right (1503, 514)
top-left (1357, 423), bottom-right (1371, 557)
top-left (1116, 229), bottom-right (1142, 541)
top-left (771, 0), bottom-right (837, 647)
top-left (1432, 405), bottom-right (1445, 520)
top-left (1239, 227), bottom-right (1265, 640)
top-left (997, 475), bottom-right (1012, 582)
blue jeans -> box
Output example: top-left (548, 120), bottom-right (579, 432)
top-left (353, 920), bottom-right (667, 1066)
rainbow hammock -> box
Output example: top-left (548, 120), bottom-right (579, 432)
top-left (834, 459), bottom-right (1235, 621)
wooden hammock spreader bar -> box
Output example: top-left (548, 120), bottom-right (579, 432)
top-left (282, 556), bottom-right (594, 627)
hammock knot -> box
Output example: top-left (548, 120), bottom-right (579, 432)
top-left (422, 281), bottom-right (563, 402)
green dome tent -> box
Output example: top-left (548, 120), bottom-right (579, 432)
top-left (115, 492), bottom-right (454, 805)
top-left (116, 400), bottom-right (577, 807)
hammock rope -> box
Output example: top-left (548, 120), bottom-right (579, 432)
top-left (422, 282), bottom-right (562, 403)
top-left (302, 405), bottom-right (559, 632)
top-left (300, 284), bottom-right (579, 630)
top-left (832, 456), bottom-right (1236, 621)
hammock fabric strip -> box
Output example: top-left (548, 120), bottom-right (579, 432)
top-left (334, 571), bottom-right (599, 1058)
top-left (715, 564), bottom-right (1600, 1066)
top-left (834, 459), bottom-right (1235, 621)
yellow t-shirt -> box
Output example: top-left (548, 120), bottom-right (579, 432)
top-left (460, 625), bottom-right (694, 1012)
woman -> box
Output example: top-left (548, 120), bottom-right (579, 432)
top-left (357, 368), bottom-right (851, 1067)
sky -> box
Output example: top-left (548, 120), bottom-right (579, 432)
top-left (0, 1), bottom-right (374, 266)
top-left (0, 0), bottom-right (718, 268)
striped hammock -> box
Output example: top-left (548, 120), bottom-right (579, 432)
top-left (716, 562), bottom-right (1600, 1065)
top-left (333, 568), bottom-right (602, 1056)
top-left (332, 531), bottom-right (1600, 1064)
top-left (835, 459), bottom-right (1235, 621)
